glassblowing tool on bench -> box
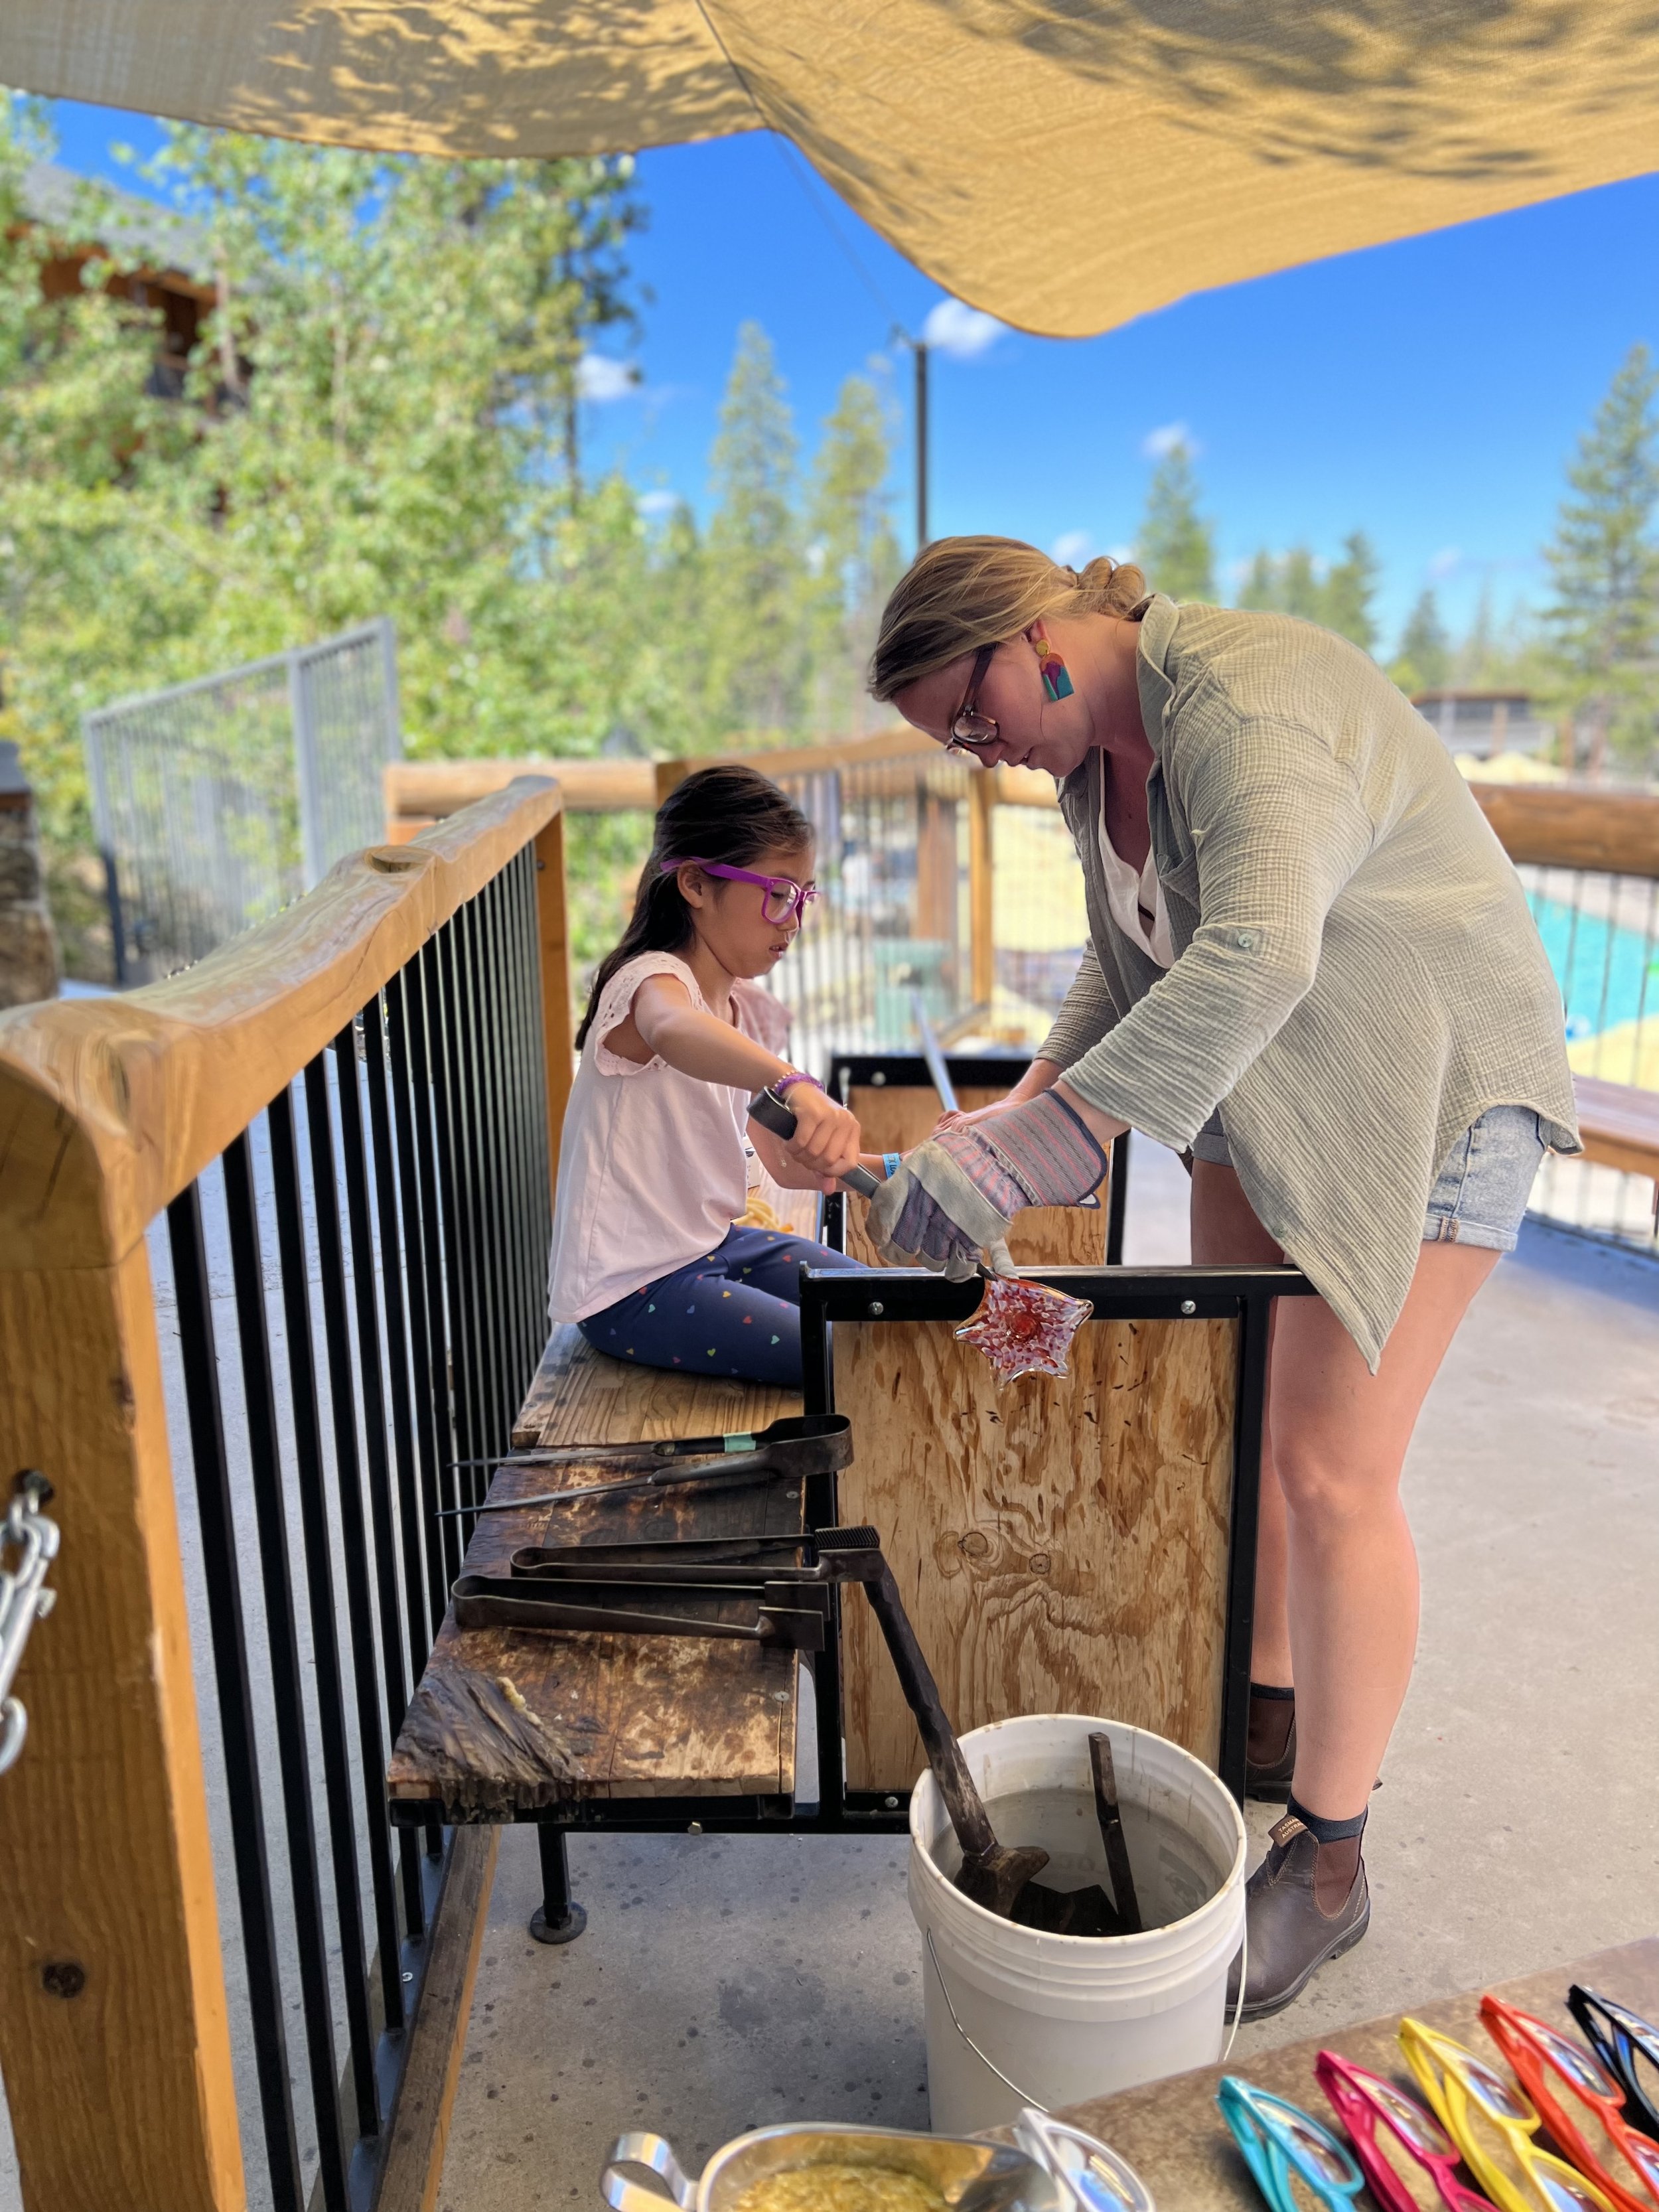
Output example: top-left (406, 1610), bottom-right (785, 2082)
top-left (459, 1524), bottom-right (1133, 1937)
top-left (750, 1067), bottom-right (1095, 1389)
top-left (436, 1413), bottom-right (852, 1518)
top-left (447, 1413), bottom-right (846, 1472)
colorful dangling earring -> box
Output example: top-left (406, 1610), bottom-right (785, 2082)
top-left (1035, 636), bottom-right (1074, 703)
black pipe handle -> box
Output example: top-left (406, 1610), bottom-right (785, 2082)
top-left (747, 1088), bottom-right (883, 1199)
top-left (857, 1562), bottom-right (997, 1861)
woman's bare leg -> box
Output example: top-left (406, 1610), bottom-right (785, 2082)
top-left (1193, 1157), bottom-right (1498, 1817)
top-left (1190, 1162), bottom-right (1291, 1684)
top-left (1267, 1239), bottom-right (1497, 1816)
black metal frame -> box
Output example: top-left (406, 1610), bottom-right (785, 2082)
top-left (160, 841), bottom-right (552, 2212)
top-left (794, 1260), bottom-right (1315, 1808)
top-left (826, 1052), bottom-right (1131, 1267)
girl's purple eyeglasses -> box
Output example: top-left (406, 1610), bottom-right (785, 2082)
top-left (661, 859), bottom-right (818, 928)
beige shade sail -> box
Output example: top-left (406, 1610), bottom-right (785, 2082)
top-left (5, 1), bottom-right (1658, 337)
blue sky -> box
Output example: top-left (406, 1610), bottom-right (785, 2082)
top-left (47, 98), bottom-right (1659, 654)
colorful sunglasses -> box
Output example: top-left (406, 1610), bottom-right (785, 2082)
top-left (1570, 1989), bottom-right (1659, 2148)
top-left (1482, 1996), bottom-right (1659, 2212)
top-left (1315, 2048), bottom-right (1497, 2211)
top-left (1217, 2075), bottom-right (1364, 2212)
top-left (660, 859), bottom-right (818, 927)
top-left (1400, 2016), bottom-right (1618, 2212)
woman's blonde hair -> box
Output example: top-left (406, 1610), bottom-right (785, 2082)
top-left (869, 536), bottom-right (1148, 703)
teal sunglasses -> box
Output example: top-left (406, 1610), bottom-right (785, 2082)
top-left (1218, 2075), bottom-right (1364, 2212)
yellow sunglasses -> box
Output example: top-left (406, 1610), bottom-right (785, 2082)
top-left (1400, 2016), bottom-right (1619, 2212)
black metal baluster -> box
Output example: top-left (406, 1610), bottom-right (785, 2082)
top-left (165, 1181), bottom-right (306, 2212)
top-left (427, 928), bottom-right (486, 1526)
top-left (435, 919), bottom-right (499, 1497)
top-left (332, 1019), bottom-right (425, 1961)
top-left (363, 990), bottom-right (435, 1674)
top-left (220, 1136), bottom-right (352, 2211)
top-left (517, 847), bottom-right (555, 1351)
top-left (471, 871), bottom-right (522, 1406)
top-left (458, 891), bottom-right (514, 1448)
top-left (493, 867), bottom-right (540, 1398)
top-left (267, 1086), bottom-right (380, 2141)
top-left (390, 960), bottom-right (461, 1597)
top-left (301, 1055), bottom-right (405, 2045)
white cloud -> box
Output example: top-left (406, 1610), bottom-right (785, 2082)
top-left (636, 489), bottom-right (679, 519)
top-left (1141, 421), bottom-right (1197, 460)
top-left (1050, 530), bottom-right (1094, 569)
top-left (922, 299), bottom-right (1005, 360)
top-left (577, 352), bottom-right (639, 403)
top-left (1108, 544), bottom-right (1138, 567)
top-left (1427, 546), bottom-right (1462, 580)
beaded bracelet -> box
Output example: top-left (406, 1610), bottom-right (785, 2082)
top-left (773, 1070), bottom-right (824, 1099)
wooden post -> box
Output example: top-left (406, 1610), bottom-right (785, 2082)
top-left (968, 771), bottom-right (995, 1009)
top-left (653, 758), bottom-right (691, 808)
top-left (0, 1222), bottom-right (246, 2212)
top-left (534, 805), bottom-right (574, 1201)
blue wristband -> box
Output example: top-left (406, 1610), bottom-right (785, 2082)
top-left (883, 1152), bottom-right (902, 1181)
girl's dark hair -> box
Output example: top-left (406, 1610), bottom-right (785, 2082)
top-left (575, 764), bottom-right (813, 1049)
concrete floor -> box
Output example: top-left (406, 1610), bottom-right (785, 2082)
top-left (434, 1142), bottom-right (1659, 2210)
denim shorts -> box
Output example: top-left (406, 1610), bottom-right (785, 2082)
top-left (1192, 1104), bottom-right (1547, 1252)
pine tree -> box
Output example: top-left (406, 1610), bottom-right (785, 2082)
top-left (802, 373), bottom-right (901, 736)
top-left (1237, 550), bottom-right (1281, 612)
top-left (1322, 531), bottom-right (1380, 651)
top-left (703, 322), bottom-right (806, 737)
top-left (1392, 589), bottom-right (1451, 694)
top-left (1137, 442), bottom-right (1215, 602)
top-left (1540, 343), bottom-right (1659, 776)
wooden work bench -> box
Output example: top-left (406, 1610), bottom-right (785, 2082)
top-left (1051, 1936), bottom-right (1659, 2207)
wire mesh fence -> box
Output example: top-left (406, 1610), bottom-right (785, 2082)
top-left (84, 619), bottom-right (401, 982)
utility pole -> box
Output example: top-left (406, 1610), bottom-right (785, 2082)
top-left (914, 338), bottom-right (930, 550)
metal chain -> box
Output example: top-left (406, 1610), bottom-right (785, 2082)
top-left (0, 1471), bottom-right (60, 1777)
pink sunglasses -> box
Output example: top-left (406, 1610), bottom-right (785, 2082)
top-left (662, 858), bottom-right (818, 928)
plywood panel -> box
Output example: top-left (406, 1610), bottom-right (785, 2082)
top-left (845, 1082), bottom-right (1106, 1269)
top-left (833, 1313), bottom-right (1238, 1793)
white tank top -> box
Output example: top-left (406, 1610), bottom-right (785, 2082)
top-left (546, 952), bottom-right (791, 1322)
top-left (1097, 788), bottom-right (1173, 968)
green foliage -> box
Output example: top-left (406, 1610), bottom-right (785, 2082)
top-left (1390, 587), bottom-right (1451, 694)
top-left (1137, 441), bottom-right (1214, 602)
top-left (1234, 532), bottom-right (1377, 648)
top-left (0, 101), bottom-right (902, 976)
top-left (1538, 343), bottom-right (1659, 773)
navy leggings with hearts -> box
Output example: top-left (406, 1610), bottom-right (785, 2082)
top-left (577, 1224), bottom-right (866, 1388)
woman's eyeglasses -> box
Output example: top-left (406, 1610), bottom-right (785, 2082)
top-left (1316, 2047), bottom-right (1497, 2211)
top-left (946, 642), bottom-right (999, 751)
top-left (1481, 1996), bottom-right (1659, 2212)
top-left (661, 859), bottom-right (818, 928)
top-left (1399, 2016), bottom-right (1618, 2212)
top-left (1570, 1988), bottom-right (1659, 2148)
top-left (1218, 2074), bottom-right (1364, 2212)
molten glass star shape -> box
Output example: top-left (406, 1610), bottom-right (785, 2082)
top-left (954, 1274), bottom-right (1094, 1386)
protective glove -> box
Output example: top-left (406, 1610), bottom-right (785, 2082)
top-left (867, 1090), bottom-right (1110, 1278)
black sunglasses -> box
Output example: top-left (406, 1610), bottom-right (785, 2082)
top-left (1569, 1985), bottom-right (1659, 2144)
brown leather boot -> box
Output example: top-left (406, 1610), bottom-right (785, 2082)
top-left (1245, 1684), bottom-right (1296, 1802)
top-left (1225, 1813), bottom-right (1370, 2021)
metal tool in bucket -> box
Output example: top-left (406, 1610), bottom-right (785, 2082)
top-left (601, 2114), bottom-right (1154, 2211)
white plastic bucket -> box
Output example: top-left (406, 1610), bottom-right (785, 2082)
top-left (908, 1714), bottom-right (1247, 2134)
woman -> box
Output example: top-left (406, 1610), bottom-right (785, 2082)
top-left (867, 538), bottom-right (1577, 2018)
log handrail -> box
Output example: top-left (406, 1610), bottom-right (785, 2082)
top-left (1469, 783), bottom-right (1659, 880)
top-left (1, 775), bottom-right (563, 1274)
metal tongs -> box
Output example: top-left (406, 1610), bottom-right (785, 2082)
top-left (439, 1413), bottom-right (852, 1518)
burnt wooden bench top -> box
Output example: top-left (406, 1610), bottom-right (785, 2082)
top-left (1051, 1935), bottom-right (1659, 2208)
top-left (388, 1194), bottom-right (824, 1820)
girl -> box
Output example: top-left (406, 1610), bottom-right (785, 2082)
top-left (547, 763), bottom-right (869, 1389)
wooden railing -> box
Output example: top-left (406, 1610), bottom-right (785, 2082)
top-left (0, 776), bottom-right (571, 2212)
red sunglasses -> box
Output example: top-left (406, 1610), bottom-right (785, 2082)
top-left (1316, 2048), bottom-right (1497, 2211)
top-left (1481, 1996), bottom-right (1659, 2212)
